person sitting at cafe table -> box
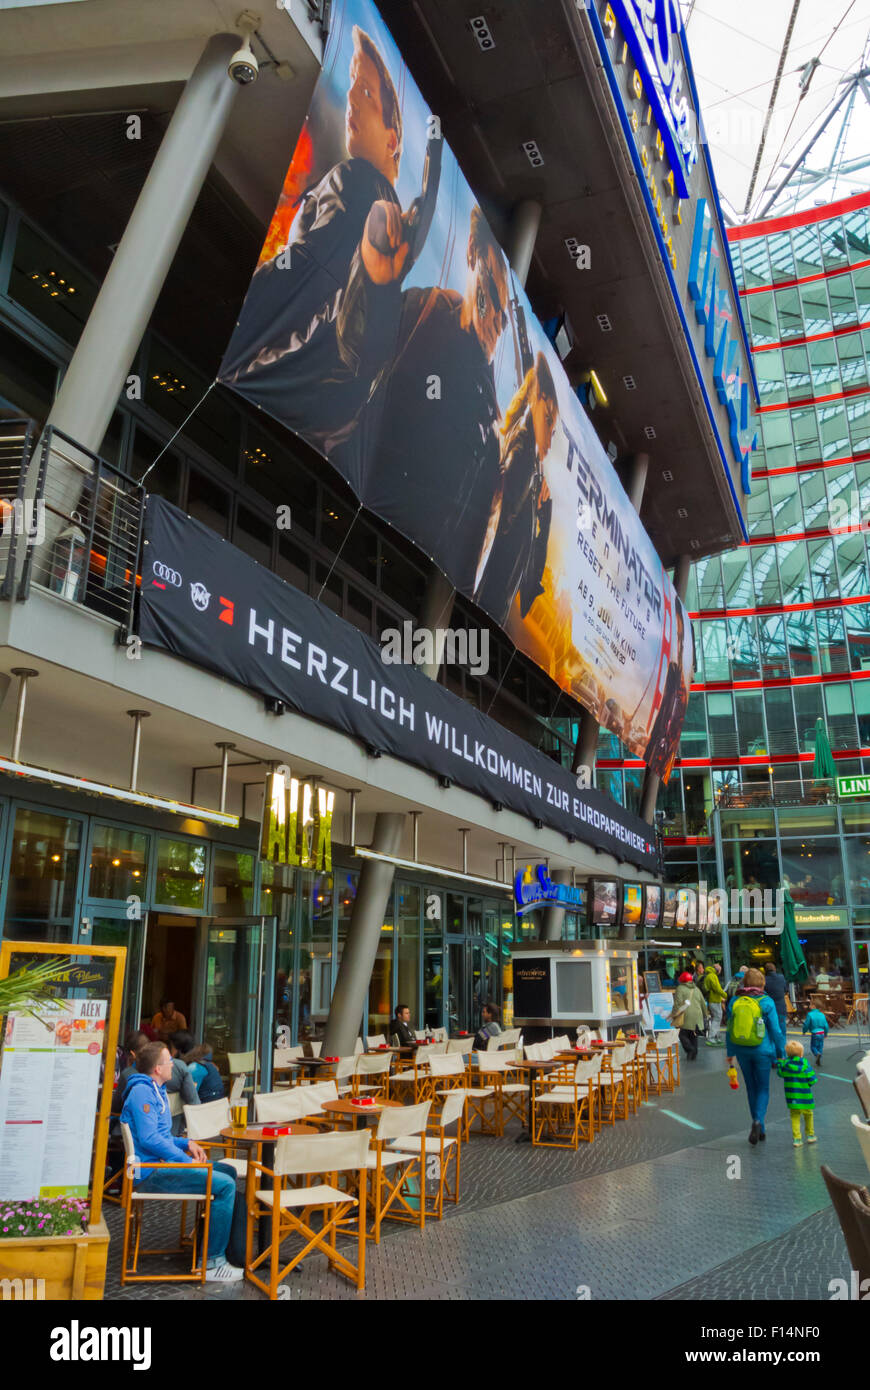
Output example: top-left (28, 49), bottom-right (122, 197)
top-left (151, 998), bottom-right (187, 1041)
top-left (120, 1042), bottom-right (245, 1282)
top-left (473, 1002), bottom-right (502, 1051)
top-left (391, 1003), bottom-right (417, 1047)
top-left (111, 1030), bottom-right (150, 1116)
top-left (164, 1031), bottom-right (200, 1133)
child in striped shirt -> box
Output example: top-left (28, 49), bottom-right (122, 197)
top-left (776, 1040), bottom-right (817, 1147)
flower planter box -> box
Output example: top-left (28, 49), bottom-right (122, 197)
top-left (0, 1218), bottom-right (109, 1300)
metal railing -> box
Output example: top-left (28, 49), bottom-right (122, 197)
top-left (717, 778), bottom-right (837, 808)
top-left (0, 418), bottom-right (145, 631)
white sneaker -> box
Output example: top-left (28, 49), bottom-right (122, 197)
top-left (205, 1261), bottom-right (244, 1283)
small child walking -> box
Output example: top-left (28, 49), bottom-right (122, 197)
top-left (776, 1040), bottom-right (817, 1147)
top-left (802, 1006), bottom-right (830, 1066)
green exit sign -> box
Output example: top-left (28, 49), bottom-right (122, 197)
top-left (836, 775), bottom-right (870, 798)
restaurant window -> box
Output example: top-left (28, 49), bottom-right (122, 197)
top-left (5, 807), bottom-right (81, 939)
top-left (368, 889), bottom-right (394, 1038)
top-left (212, 848), bottom-right (254, 916)
top-left (780, 838), bottom-right (843, 906)
top-left (0, 324), bottom-right (58, 421)
top-left (9, 221), bottom-right (95, 345)
top-left (263, 861), bottom-right (296, 1039)
top-left (276, 534), bottom-right (310, 593)
top-left (187, 468), bottom-right (230, 538)
top-left (445, 893), bottom-right (464, 934)
top-left (396, 882), bottom-right (421, 1022)
top-left (154, 836), bottom-right (206, 909)
top-left (234, 504), bottom-right (272, 568)
top-left (723, 837), bottom-right (779, 892)
top-left (131, 426), bottom-right (181, 505)
top-left (88, 824), bottom-right (148, 901)
top-left (335, 869), bottom-right (358, 978)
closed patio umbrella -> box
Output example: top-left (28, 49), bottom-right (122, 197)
top-left (812, 716), bottom-right (836, 785)
top-left (780, 887), bottom-right (808, 985)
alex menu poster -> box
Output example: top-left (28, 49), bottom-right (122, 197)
top-left (0, 999), bottom-right (107, 1199)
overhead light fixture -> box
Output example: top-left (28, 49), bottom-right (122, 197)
top-left (644, 425), bottom-right (657, 439)
top-left (677, 507), bottom-right (688, 518)
top-left (522, 139), bottom-right (544, 168)
top-left (623, 375), bottom-right (637, 391)
top-left (470, 14), bottom-right (495, 49)
top-left (0, 757), bottom-right (239, 828)
top-left (596, 313), bottom-right (613, 333)
top-left (438, 775), bottom-right (453, 789)
top-left (662, 469), bottom-right (674, 482)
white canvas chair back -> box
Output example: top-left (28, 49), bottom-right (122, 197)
top-left (121, 1120), bottom-right (137, 1165)
top-left (366, 1034), bottom-right (387, 1049)
top-left (184, 1097), bottom-right (231, 1140)
top-left (254, 1089), bottom-right (305, 1123)
top-left (428, 1053), bottom-right (466, 1078)
top-left (272, 1128), bottom-right (370, 1177)
top-left (354, 1038), bottom-right (365, 1055)
top-left (229, 1074), bottom-right (247, 1105)
top-left (438, 1091), bottom-right (466, 1131)
top-left (574, 1056), bottom-right (601, 1083)
top-left (610, 1044), bottom-right (628, 1068)
top-left (524, 1042), bottom-right (546, 1061)
top-left (661, 1029), bottom-right (680, 1049)
top-left (355, 1053), bottom-right (391, 1077)
top-left (227, 1050), bottom-right (256, 1074)
top-left (301, 1080), bottom-right (338, 1108)
top-left (551, 1035), bottom-right (571, 1052)
top-left (334, 1056), bottom-right (358, 1083)
top-left (168, 1090), bottom-right (184, 1118)
top-left (851, 1113), bottom-right (870, 1175)
top-left (499, 1028), bottom-right (522, 1048)
top-left (499, 1047), bottom-right (523, 1063)
top-left (309, 1041), bottom-right (322, 1057)
top-left (414, 1029), bottom-right (429, 1041)
top-left (635, 1036), bottom-right (649, 1057)
top-left (427, 1040), bottom-right (448, 1055)
top-left (429, 1027), bottom-right (448, 1043)
top-left (486, 1033), bottom-right (503, 1050)
top-left (540, 1039), bottom-right (557, 1060)
top-left (274, 1048), bottom-right (300, 1070)
top-left (446, 1038), bottom-right (473, 1055)
top-left (376, 1100), bottom-right (430, 1143)
top-left (477, 1052), bottom-right (512, 1074)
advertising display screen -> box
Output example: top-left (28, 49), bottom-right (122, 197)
top-left (218, 0), bottom-right (691, 779)
top-left (622, 882), bottom-right (643, 930)
top-left (589, 878), bottom-right (621, 930)
top-left (661, 886), bottom-right (679, 928)
top-left (643, 883), bottom-right (662, 929)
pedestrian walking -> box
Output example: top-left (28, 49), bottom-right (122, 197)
top-left (725, 966), bottom-right (785, 1144)
top-left (702, 962), bottom-right (727, 1045)
top-left (671, 970), bottom-right (709, 1062)
top-left (763, 961), bottom-right (788, 1037)
top-left (802, 1005), bottom-right (830, 1066)
top-left (725, 965), bottom-right (748, 1000)
top-left (776, 1040), bottom-right (817, 1147)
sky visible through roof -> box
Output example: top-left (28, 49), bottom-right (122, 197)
top-left (681, 0), bottom-right (870, 222)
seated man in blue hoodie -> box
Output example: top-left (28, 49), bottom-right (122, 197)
top-left (120, 1041), bottom-right (243, 1282)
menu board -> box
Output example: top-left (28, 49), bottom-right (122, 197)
top-left (0, 998), bottom-right (107, 1200)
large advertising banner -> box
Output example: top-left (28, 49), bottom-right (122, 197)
top-left (139, 497), bottom-right (658, 872)
top-left (219, 0), bottom-right (691, 779)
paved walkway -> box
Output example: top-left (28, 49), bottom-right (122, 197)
top-left (105, 1034), bottom-right (869, 1301)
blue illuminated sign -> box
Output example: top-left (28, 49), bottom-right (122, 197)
top-left (688, 199), bottom-right (758, 492)
top-left (514, 864), bottom-right (586, 916)
top-left (603, 0), bottom-right (699, 199)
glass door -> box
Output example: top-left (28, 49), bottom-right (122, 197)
top-left (199, 916), bottom-right (276, 1094)
top-left (79, 908), bottom-right (145, 1044)
top-left (446, 937), bottom-right (467, 1035)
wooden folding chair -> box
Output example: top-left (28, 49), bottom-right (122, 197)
top-left (119, 1123), bottom-right (211, 1285)
top-left (245, 1130), bottom-right (370, 1298)
top-left (532, 1055), bottom-right (599, 1149)
top-left (389, 1091), bottom-right (464, 1219)
top-left (363, 1101), bottom-right (430, 1243)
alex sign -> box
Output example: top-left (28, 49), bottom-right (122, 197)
top-left (514, 864), bottom-right (586, 916)
top-left (260, 767), bottom-right (334, 871)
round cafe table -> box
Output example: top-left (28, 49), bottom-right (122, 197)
top-left (509, 1060), bottom-right (563, 1143)
top-left (321, 1097), bottom-right (402, 1129)
top-left (220, 1122), bottom-right (318, 1254)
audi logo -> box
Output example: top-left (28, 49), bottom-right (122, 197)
top-left (152, 560), bottom-right (182, 587)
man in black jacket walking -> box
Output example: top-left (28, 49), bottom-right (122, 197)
top-left (764, 960), bottom-right (789, 1036)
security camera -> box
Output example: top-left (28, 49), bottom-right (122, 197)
top-left (228, 33), bottom-right (259, 84)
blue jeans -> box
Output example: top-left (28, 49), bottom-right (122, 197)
top-left (809, 1032), bottom-right (825, 1061)
top-left (733, 1048), bottom-right (776, 1129)
top-left (135, 1161), bottom-right (241, 1262)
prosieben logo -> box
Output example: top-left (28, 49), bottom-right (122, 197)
top-left (50, 1321), bottom-right (151, 1371)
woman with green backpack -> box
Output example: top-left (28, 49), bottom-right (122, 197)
top-left (725, 966), bottom-right (785, 1145)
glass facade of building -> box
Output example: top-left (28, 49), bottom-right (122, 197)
top-left (608, 192), bottom-right (870, 997)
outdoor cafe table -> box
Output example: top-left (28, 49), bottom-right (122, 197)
top-left (505, 1059), bottom-right (563, 1143)
top-left (321, 1097), bottom-right (403, 1129)
top-left (219, 1122), bottom-right (319, 1252)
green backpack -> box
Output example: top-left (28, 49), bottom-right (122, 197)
top-left (728, 995), bottom-right (766, 1047)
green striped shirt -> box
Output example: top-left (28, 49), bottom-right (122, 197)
top-left (776, 1057), bottom-right (816, 1109)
